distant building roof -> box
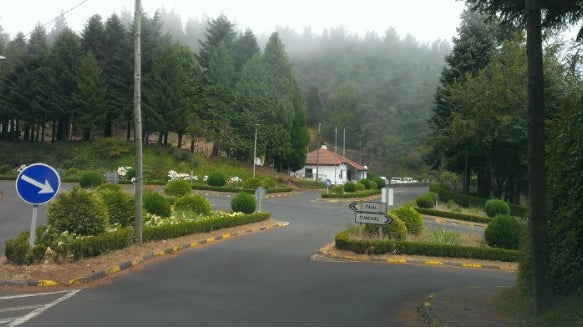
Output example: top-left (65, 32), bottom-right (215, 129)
top-left (305, 145), bottom-right (367, 171)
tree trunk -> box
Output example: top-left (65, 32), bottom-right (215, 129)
top-left (525, 0), bottom-right (552, 313)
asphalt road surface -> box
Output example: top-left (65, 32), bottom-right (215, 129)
top-left (0, 182), bottom-right (515, 326)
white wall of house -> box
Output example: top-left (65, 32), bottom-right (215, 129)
top-left (293, 164), bottom-right (367, 185)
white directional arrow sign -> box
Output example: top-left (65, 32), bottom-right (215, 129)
top-left (20, 175), bottom-right (55, 194)
top-left (354, 212), bottom-right (392, 225)
top-left (349, 201), bottom-right (387, 213)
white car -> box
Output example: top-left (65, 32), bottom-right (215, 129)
top-left (390, 177), bottom-right (402, 184)
top-left (402, 177), bottom-right (418, 183)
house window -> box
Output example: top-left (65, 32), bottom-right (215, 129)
top-left (305, 168), bottom-right (313, 179)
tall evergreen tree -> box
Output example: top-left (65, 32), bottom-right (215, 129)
top-left (81, 15), bottom-right (106, 63)
top-left (72, 53), bottom-right (107, 141)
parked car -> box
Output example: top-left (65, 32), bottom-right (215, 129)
top-left (390, 177), bottom-right (402, 184)
top-left (402, 177), bottom-right (418, 183)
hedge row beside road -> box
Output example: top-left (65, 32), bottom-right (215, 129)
top-left (414, 207), bottom-right (491, 224)
top-left (334, 230), bottom-right (521, 262)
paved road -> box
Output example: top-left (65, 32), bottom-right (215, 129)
top-left (0, 184), bottom-right (515, 326)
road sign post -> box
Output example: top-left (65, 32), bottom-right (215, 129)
top-left (15, 163), bottom-right (61, 246)
top-left (255, 186), bottom-right (266, 212)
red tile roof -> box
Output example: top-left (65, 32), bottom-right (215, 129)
top-left (305, 146), bottom-right (367, 171)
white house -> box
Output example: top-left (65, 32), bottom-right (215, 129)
top-left (293, 145), bottom-right (367, 185)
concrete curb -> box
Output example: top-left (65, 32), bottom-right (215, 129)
top-left (318, 246), bottom-right (517, 272)
top-left (1, 222), bottom-right (288, 287)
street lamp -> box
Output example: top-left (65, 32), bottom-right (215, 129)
top-left (253, 124), bottom-right (258, 178)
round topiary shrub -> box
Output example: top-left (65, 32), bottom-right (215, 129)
top-left (484, 199), bottom-right (510, 217)
top-left (96, 184), bottom-right (135, 227)
top-left (207, 172), bottom-right (227, 187)
top-left (243, 177), bottom-right (262, 190)
top-left (355, 183), bottom-right (365, 191)
top-left (360, 179), bottom-right (371, 189)
top-left (143, 191), bottom-right (171, 217)
top-left (416, 195), bottom-right (435, 209)
top-left (174, 194), bottom-right (211, 215)
top-left (164, 180), bottom-right (192, 197)
top-left (261, 177), bottom-right (277, 189)
top-left (372, 177), bottom-right (386, 189)
top-left (47, 187), bottom-right (108, 236)
top-left (331, 186), bottom-right (344, 194)
top-left (231, 192), bottom-right (256, 214)
top-left (344, 181), bottom-right (357, 193)
top-left (364, 217), bottom-right (407, 240)
top-left (484, 214), bottom-right (526, 250)
top-left (79, 171), bottom-right (105, 188)
top-left (390, 206), bottom-right (424, 235)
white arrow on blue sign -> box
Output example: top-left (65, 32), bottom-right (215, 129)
top-left (15, 163), bottom-right (61, 205)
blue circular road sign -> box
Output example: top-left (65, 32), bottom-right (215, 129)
top-left (15, 163), bottom-right (61, 205)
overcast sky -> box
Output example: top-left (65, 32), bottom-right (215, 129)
top-left (1, 0), bottom-right (469, 43)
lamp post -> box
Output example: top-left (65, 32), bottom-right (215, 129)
top-left (315, 123), bottom-right (321, 182)
top-left (253, 124), bottom-right (258, 178)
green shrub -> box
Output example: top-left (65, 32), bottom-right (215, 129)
top-left (164, 180), bottom-right (192, 197)
top-left (446, 199), bottom-right (461, 213)
top-left (330, 186), bottom-right (343, 194)
top-left (484, 214), bottom-right (526, 250)
top-left (372, 177), bottom-right (386, 189)
top-left (231, 192), bottom-right (256, 214)
top-left (484, 199), bottom-right (510, 217)
top-left (261, 177), bottom-right (277, 188)
top-left (64, 167), bottom-right (80, 177)
top-left (125, 167), bottom-right (136, 180)
top-left (79, 171), bottom-right (105, 188)
top-left (344, 181), bottom-right (357, 193)
top-left (436, 171), bottom-right (460, 191)
top-left (390, 206), bottom-right (424, 236)
top-left (360, 179), bottom-right (372, 189)
top-left (243, 177), bottom-right (262, 189)
top-left (416, 195), bottom-right (434, 208)
top-left (364, 217), bottom-right (407, 241)
top-left (207, 172), bottom-right (227, 187)
top-left (47, 187), bottom-right (108, 236)
top-left (355, 183), bottom-right (365, 191)
top-left (174, 194), bottom-right (211, 215)
top-left (143, 191), bottom-right (171, 217)
top-left (96, 184), bottom-right (134, 227)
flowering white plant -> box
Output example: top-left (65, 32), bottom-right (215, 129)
top-left (228, 176), bottom-right (242, 184)
top-left (16, 164), bottom-right (27, 172)
top-left (117, 166), bottom-right (131, 177)
top-left (167, 170), bottom-right (197, 182)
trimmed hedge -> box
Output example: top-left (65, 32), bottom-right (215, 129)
top-left (5, 227), bottom-right (135, 264)
top-left (429, 183), bottom-right (529, 218)
top-left (334, 230), bottom-right (521, 262)
top-left (143, 212), bottom-right (270, 241)
top-left (414, 207), bottom-right (491, 224)
top-left (321, 188), bottom-right (381, 198)
top-left (191, 185), bottom-right (293, 194)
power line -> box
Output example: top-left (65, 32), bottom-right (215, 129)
top-left (25, 0), bottom-right (90, 37)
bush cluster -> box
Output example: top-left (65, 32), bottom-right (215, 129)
top-left (143, 191), bottom-right (171, 217)
top-left (372, 177), bottom-right (386, 188)
top-left (416, 195), bottom-right (434, 208)
top-left (164, 180), bottom-right (192, 197)
top-left (231, 192), bottom-right (256, 214)
top-left (343, 181), bottom-right (357, 193)
top-left (484, 214), bottom-right (526, 250)
top-left (484, 199), bottom-right (510, 217)
top-left (207, 172), bottom-right (227, 187)
top-left (96, 184), bottom-right (135, 227)
top-left (331, 186), bottom-right (344, 194)
top-left (47, 187), bottom-right (108, 236)
top-left (174, 194), bottom-right (211, 215)
top-left (79, 171), bottom-right (105, 188)
top-left (390, 206), bottom-right (423, 235)
top-left (364, 218), bottom-right (407, 241)
top-left (243, 177), bottom-right (261, 189)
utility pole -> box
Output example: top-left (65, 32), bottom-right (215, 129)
top-left (133, 0), bottom-right (143, 244)
top-left (315, 123), bottom-right (321, 182)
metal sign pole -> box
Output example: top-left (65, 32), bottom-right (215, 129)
top-left (29, 205), bottom-right (39, 247)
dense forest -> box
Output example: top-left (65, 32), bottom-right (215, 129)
top-left (0, 7), bottom-right (450, 176)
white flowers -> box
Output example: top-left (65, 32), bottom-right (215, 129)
top-left (117, 166), bottom-right (131, 177)
top-left (16, 164), bottom-right (27, 172)
top-left (228, 176), bottom-right (242, 184)
top-left (167, 170), bottom-right (197, 181)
